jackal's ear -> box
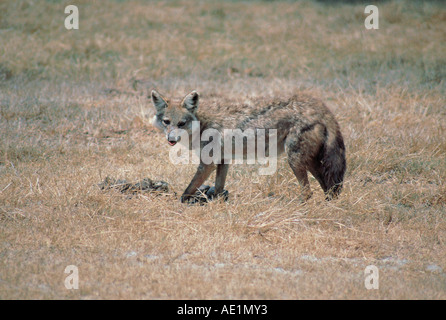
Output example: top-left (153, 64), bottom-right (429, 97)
top-left (150, 90), bottom-right (168, 112)
top-left (181, 90), bottom-right (199, 113)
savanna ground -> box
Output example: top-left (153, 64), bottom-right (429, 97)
top-left (0, 0), bottom-right (445, 300)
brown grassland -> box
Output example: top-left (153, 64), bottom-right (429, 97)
top-left (0, 0), bottom-right (445, 299)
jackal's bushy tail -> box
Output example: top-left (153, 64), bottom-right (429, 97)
top-left (321, 128), bottom-right (346, 200)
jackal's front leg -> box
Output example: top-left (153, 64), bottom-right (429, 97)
top-left (200, 163), bottom-right (230, 203)
top-left (214, 163), bottom-right (229, 194)
top-left (181, 163), bottom-right (215, 203)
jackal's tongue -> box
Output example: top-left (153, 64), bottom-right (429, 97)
top-left (168, 141), bottom-right (177, 146)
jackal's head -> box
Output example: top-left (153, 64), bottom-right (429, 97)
top-left (150, 90), bottom-right (199, 146)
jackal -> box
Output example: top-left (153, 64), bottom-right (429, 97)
top-left (150, 90), bottom-right (346, 203)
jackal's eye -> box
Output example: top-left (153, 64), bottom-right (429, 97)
top-left (177, 121), bottom-right (186, 127)
top-left (162, 119), bottom-right (170, 126)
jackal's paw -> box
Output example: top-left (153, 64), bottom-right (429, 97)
top-left (180, 185), bottom-right (229, 205)
top-left (203, 186), bottom-right (229, 202)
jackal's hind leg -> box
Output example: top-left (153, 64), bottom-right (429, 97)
top-left (286, 125), bottom-right (326, 201)
top-left (309, 163), bottom-right (328, 193)
top-left (289, 163), bottom-right (313, 201)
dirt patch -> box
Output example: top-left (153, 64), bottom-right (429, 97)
top-left (98, 176), bottom-right (170, 194)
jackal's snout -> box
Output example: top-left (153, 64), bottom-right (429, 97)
top-left (166, 128), bottom-right (182, 146)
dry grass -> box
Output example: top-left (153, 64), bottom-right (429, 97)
top-left (0, 0), bottom-right (445, 299)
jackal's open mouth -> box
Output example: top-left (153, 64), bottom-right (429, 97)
top-left (168, 141), bottom-right (177, 146)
